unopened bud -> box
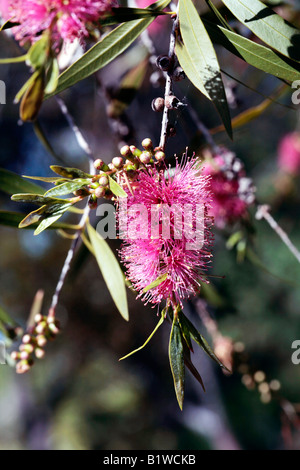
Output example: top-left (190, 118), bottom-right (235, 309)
top-left (36, 335), bottom-right (47, 348)
top-left (34, 313), bottom-right (43, 324)
top-left (88, 194), bottom-right (98, 209)
top-left (35, 348), bottom-right (45, 359)
top-left (48, 322), bottom-right (60, 335)
top-left (95, 186), bottom-right (106, 198)
top-left (112, 157), bottom-right (123, 169)
top-left (151, 97), bottom-right (165, 112)
top-left (142, 138), bottom-right (153, 151)
top-left (94, 159), bottom-right (104, 170)
top-left (16, 359), bottom-right (32, 374)
top-left (10, 351), bottom-right (20, 361)
top-left (120, 145), bottom-right (132, 158)
top-left (139, 152), bottom-right (152, 164)
top-left (155, 151), bottom-right (165, 161)
top-left (22, 334), bottom-right (33, 344)
top-left (35, 321), bottom-right (47, 335)
top-left (99, 175), bottom-right (109, 187)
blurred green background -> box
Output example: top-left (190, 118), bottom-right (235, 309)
top-left (0, 0), bottom-right (300, 450)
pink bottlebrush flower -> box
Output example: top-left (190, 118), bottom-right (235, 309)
top-left (202, 151), bottom-right (255, 228)
top-left (118, 157), bottom-right (214, 307)
top-left (0, 0), bottom-right (118, 46)
top-left (278, 132), bottom-right (300, 175)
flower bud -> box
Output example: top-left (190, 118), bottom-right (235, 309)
top-left (112, 157), bottom-right (124, 169)
top-left (36, 335), bottom-right (47, 348)
top-left (34, 313), bottom-right (44, 324)
top-left (35, 321), bottom-right (47, 335)
top-left (95, 186), bottom-right (106, 198)
top-left (139, 152), bottom-right (152, 164)
top-left (155, 151), bottom-right (166, 161)
top-left (120, 145), bottom-right (132, 158)
top-left (35, 348), bottom-right (45, 359)
top-left (48, 322), bottom-right (60, 335)
top-left (94, 159), bottom-right (104, 170)
top-left (16, 359), bottom-right (32, 374)
top-left (99, 175), bottom-right (109, 187)
top-left (10, 351), bottom-right (20, 361)
top-left (142, 138), bottom-right (153, 151)
top-left (22, 334), bottom-right (33, 344)
top-left (88, 194), bottom-right (98, 209)
top-left (151, 97), bottom-right (165, 112)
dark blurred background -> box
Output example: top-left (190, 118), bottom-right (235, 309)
top-left (0, 0), bottom-right (300, 450)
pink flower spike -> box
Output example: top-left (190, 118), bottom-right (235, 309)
top-left (1, 0), bottom-right (118, 47)
top-left (278, 132), bottom-right (300, 175)
top-left (118, 156), bottom-right (214, 307)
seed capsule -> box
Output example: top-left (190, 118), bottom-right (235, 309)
top-left (155, 151), bottom-right (166, 161)
top-left (173, 66), bottom-right (186, 82)
top-left (156, 55), bottom-right (171, 72)
top-left (151, 97), bottom-right (165, 112)
top-left (165, 95), bottom-right (183, 110)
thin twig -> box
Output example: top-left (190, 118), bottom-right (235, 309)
top-left (159, 8), bottom-right (179, 150)
top-left (256, 205), bottom-right (300, 264)
top-left (48, 99), bottom-right (96, 319)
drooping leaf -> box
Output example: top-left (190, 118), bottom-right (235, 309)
top-left (108, 176), bottom-right (128, 198)
top-left (34, 213), bottom-right (64, 235)
top-left (45, 58), bottom-right (59, 95)
top-left (87, 223), bottom-right (129, 321)
top-left (0, 169), bottom-right (44, 195)
top-left (204, 20), bottom-right (300, 82)
top-left (46, 0), bottom-right (171, 98)
top-left (169, 316), bottom-right (185, 410)
top-left (182, 339), bottom-right (205, 391)
top-left (23, 175), bottom-right (68, 183)
top-left (11, 193), bottom-right (72, 206)
top-left (119, 311), bottom-right (165, 360)
top-left (221, 0), bottom-right (300, 62)
top-left (44, 179), bottom-right (91, 197)
top-left (0, 210), bottom-right (74, 230)
top-left (143, 273), bottom-right (168, 293)
top-left (177, 0), bottom-right (232, 138)
top-left (179, 311), bottom-right (229, 371)
top-left (50, 165), bottom-right (92, 179)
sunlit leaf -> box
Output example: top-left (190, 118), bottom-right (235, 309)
top-left (143, 273), bottom-right (168, 293)
top-left (50, 165), bottom-right (92, 179)
top-left (87, 223), bottom-right (129, 321)
top-left (108, 176), bottom-right (128, 198)
top-left (44, 179), bottom-right (91, 197)
top-left (46, 0), bottom-right (171, 98)
top-left (221, 0), bottom-right (300, 62)
top-left (204, 20), bottom-right (300, 82)
top-left (177, 0), bottom-right (232, 138)
top-left (34, 213), bottom-right (64, 235)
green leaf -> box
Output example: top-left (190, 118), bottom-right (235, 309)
top-left (143, 273), bottom-right (168, 293)
top-left (34, 213), bottom-right (64, 235)
top-left (204, 20), bottom-right (300, 82)
top-left (11, 193), bottom-right (72, 205)
top-left (0, 54), bottom-right (28, 64)
top-left (119, 311), bottom-right (165, 360)
top-left (0, 20), bottom-right (19, 32)
top-left (50, 165), bottom-right (92, 179)
top-left (27, 34), bottom-right (49, 69)
top-left (108, 176), bottom-right (128, 198)
top-left (87, 223), bottom-right (129, 321)
top-left (177, 0), bottom-right (232, 138)
top-left (221, 0), bottom-right (300, 62)
top-left (23, 175), bottom-right (68, 183)
top-left (182, 340), bottom-right (205, 391)
top-left (0, 169), bottom-right (44, 195)
top-left (44, 179), bottom-right (91, 197)
top-left (0, 306), bottom-right (18, 340)
top-left (45, 58), bottom-right (59, 95)
top-left (169, 316), bottom-right (185, 410)
top-left (0, 210), bottom-right (74, 230)
top-left (205, 0), bottom-right (234, 31)
top-left (179, 312), bottom-right (229, 371)
top-left (46, 0), bottom-right (171, 98)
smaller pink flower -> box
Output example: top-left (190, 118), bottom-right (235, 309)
top-left (202, 151), bottom-right (255, 229)
top-left (278, 132), bottom-right (300, 175)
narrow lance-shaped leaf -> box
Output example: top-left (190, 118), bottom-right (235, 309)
top-left (87, 223), bottom-right (129, 321)
top-left (0, 210), bottom-right (76, 230)
top-left (46, 0), bottom-right (171, 98)
top-left (169, 316), bottom-right (185, 410)
top-left (44, 179), bottom-right (91, 197)
top-left (221, 0), bottom-right (300, 62)
top-left (177, 0), bottom-right (232, 138)
top-left (204, 20), bottom-right (300, 82)
top-left (100, 6), bottom-right (169, 26)
top-left (50, 165), bottom-right (92, 179)
top-left (143, 273), bottom-right (168, 293)
top-left (108, 176), bottom-right (128, 198)
top-left (0, 169), bottom-right (44, 195)
top-left (119, 311), bottom-right (165, 361)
